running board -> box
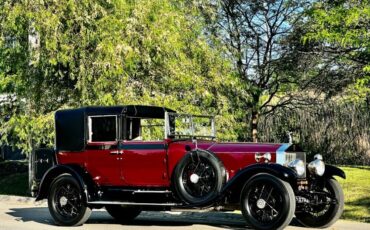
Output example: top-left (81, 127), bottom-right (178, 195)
top-left (88, 201), bottom-right (180, 206)
top-left (106, 188), bottom-right (172, 194)
top-left (132, 190), bottom-right (172, 194)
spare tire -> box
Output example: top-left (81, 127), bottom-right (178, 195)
top-left (173, 149), bottom-right (226, 205)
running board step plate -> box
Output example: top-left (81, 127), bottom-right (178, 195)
top-left (106, 188), bottom-right (172, 194)
top-left (88, 201), bottom-right (180, 206)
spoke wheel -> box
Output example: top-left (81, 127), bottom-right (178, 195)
top-left (48, 174), bottom-right (91, 226)
top-left (295, 178), bottom-right (344, 228)
top-left (241, 173), bottom-right (295, 230)
top-left (174, 150), bottom-right (225, 205)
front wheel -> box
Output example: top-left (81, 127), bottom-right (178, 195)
top-left (240, 173), bottom-right (295, 230)
top-left (105, 205), bottom-right (141, 223)
top-left (295, 178), bottom-right (344, 228)
top-left (48, 174), bottom-right (91, 226)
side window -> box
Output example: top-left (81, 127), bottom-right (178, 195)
top-left (88, 116), bottom-right (117, 142)
top-left (125, 117), bottom-right (164, 141)
top-left (125, 118), bottom-right (141, 140)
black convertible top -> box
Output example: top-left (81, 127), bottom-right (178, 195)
top-left (55, 105), bottom-right (175, 151)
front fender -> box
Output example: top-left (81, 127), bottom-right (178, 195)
top-left (222, 163), bottom-right (298, 197)
top-left (323, 164), bottom-right (346, 179)
top-left (35, 164), bottom-right (94, 202)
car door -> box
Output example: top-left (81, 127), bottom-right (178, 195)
top-left (120, 140), bottom-right (169, 187)
top-left (85, 115), bottom-right (124, 186)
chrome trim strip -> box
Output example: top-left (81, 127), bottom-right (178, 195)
top-left (276, 143), bottom-right (291, 165)
top-left (132, 190), bottom-right (171, 194)
top-left (88, 201), bottom-right (179, 206)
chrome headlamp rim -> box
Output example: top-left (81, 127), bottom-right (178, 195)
top-left (288, 159), bottom-right (305, 176)
top-left (308, 159), bottom-right (325, 176)
top-left (314, 154), bottom-right (323, 160)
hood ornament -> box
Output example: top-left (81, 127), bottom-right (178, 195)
top-left (287, 131), bottom-right (293, 144)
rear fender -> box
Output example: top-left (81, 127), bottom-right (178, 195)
top-left (35, 164), bottom-right (97, 202)
top-left (222, 163), bottom-right (298, 202)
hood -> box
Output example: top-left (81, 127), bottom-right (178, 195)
top-left (207, 142), bottom-right (284, 154)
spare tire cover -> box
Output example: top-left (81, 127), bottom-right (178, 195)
top-left (173, 149), bottom-right (226, 205)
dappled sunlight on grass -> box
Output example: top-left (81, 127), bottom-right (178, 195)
top-left (338, 166), bottom-right (370, 223)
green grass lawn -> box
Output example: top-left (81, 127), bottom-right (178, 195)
top-left (0, 162), bottom-right (369, 223)
top-left (337, 166), bottom-right (370, 223)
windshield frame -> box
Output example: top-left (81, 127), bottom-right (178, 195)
top-left (164, 112), bottom-right (216, 139)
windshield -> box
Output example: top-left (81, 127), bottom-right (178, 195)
top-left (165, 112), bottom-right (215, 139)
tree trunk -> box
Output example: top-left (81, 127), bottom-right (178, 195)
top-left (251, 110), bottom-right (259, 143)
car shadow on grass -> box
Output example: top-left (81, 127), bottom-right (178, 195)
top-left (6, 207), bottom-right (251, 229)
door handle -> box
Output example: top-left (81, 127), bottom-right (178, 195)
top-left (110, 150), bottom-right (123, 155)
top-left (36, 158), bottom-right (49, 164)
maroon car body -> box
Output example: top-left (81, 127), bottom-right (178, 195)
top-left (30, 105), bottom-right (346, 230)
top-left (56, 141), bottom-right (281, 187)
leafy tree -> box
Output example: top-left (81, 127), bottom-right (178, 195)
top-left (304, 0), bottom-right (370, 103)
top-left (199, 0), bottom-right (312, 142)
top-left (0, 0), bottom-right (238, 154)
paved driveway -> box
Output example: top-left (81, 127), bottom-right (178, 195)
top-left (0, 195), bottom-right (368, 230)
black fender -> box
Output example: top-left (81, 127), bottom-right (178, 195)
top-left (35, 164), bottom-right (97, 202)
top-left (221, 163), bottom-right (298, 202)
top-left (323, 164), bottom-right (346, 179)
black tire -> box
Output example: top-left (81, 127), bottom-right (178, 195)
top-left (295, 178), bottom-right (344, 228)
top-left (105, 205), bottom-right (141, 223)
top-left (48, 174), bottom-right (91, 226)
top-left (173, 149), bottom-right (226, 205)
top-left (240, 173), bottom-right (295, 230)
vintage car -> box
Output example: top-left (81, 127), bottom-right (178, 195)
top-left (29, 105), bottom-right (345, 230)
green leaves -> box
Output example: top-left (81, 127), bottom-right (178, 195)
top-left (304, 0), bottom-right (370, 102)
top-left (0, 0), bottom-right (239, 154)
top-left (306, 1), bottom-right (370, 47)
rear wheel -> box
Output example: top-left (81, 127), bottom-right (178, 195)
top-left (48, 174), bottom-right (91, 226)
top-left (105, 205), bottom-right (141, 223)
top-left (173, 150), bottom-right (226, 205)
top-left (295, 178), bottom-right (344, 228)
top-left (240, 173), bottom-right (295, 230)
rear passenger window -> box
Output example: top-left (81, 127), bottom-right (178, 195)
top-left (88, 116), bottom-right (117, 142)
top-left (125, 117), bottom-right (164, 141)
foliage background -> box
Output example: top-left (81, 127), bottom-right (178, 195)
top-left (0, 0), bottom-right (369, 165)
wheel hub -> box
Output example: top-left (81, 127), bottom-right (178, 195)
top-left (60, 196), bottom-right (68, 207)
top-left (190, 173), bottom-right (200, 184)
top-left (256, 198), bottom-right (266, 209)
